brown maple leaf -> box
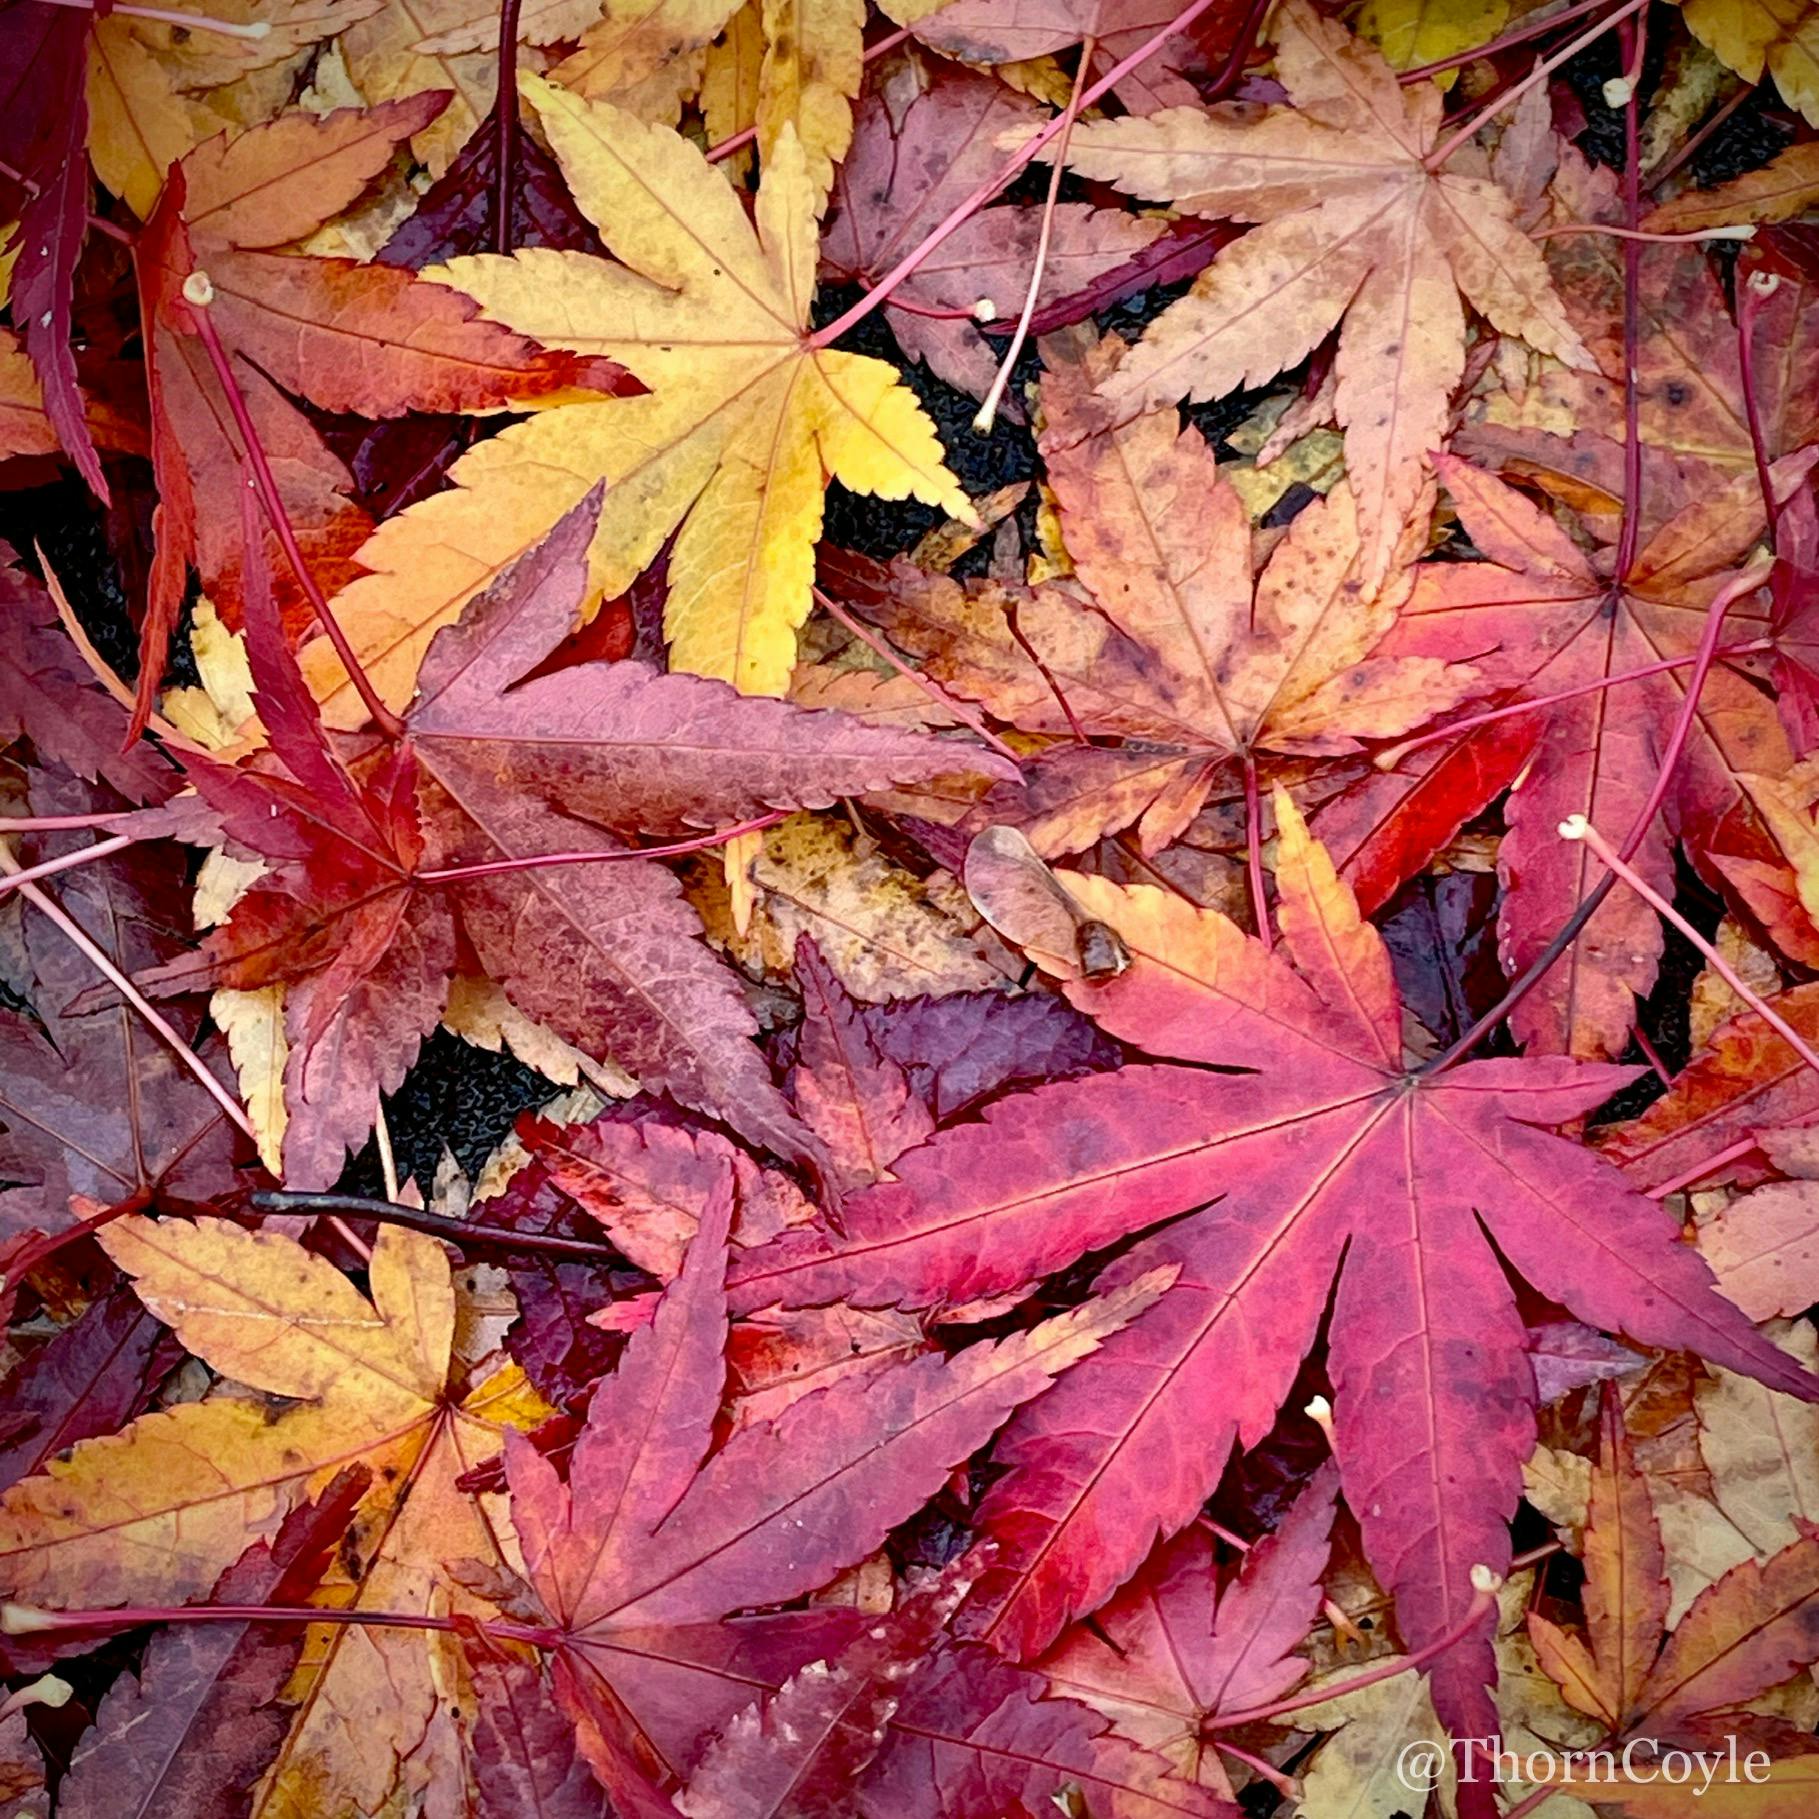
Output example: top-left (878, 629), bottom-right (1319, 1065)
top-left (1032, 0), bottom-right (1593, 585)
top-left (831, 327), bottom-right (1482, 858)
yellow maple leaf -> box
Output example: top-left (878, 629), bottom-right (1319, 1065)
top-left (1679, 0), bottom-right (1819, 127)
top-left (308, 73), bottom-right (972, 722)
top-left (0, 1218), bottom-right (547, 1815)
top-left (1037, 0), bottom-right (1594, 588)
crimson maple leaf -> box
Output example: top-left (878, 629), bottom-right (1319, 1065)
top-left (707, 791), bottom-right (1818, 1749)
top-left (497, 1165), bottom-right (1172, 1809)
top-left (1352, 454), bottom-right (1803, 1059)
top-left (145, 498), bottom-right (1013, 1185)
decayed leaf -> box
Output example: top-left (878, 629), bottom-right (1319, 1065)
top-left (1038, 0), bottom-right (1592, 585)
top-left (319, 72), bottom-right (971, 722)
top-left (1645, 142), bottom-right (1819, 232)
top-left (714, 792), bottom-right (1819, 1748)
top-left (1358, 0), bottom-right (1509, 73)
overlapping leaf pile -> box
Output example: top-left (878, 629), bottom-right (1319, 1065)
top-left (5, 1), bottom-right (1819, 1814)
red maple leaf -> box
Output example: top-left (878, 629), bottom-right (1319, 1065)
top-left (713, 791), bottom-right (1818, 1747)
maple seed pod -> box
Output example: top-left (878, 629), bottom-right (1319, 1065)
top-left (182, 270), bottom-right (216, 308)
top-left (964, 826), bottom-right (1131, 980)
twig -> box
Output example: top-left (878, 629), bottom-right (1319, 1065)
top-left (491, 0), bottom-right (524, 256)
top-left (180, 274), bottom-right (406, 740)
top-left (248, 1191), bottom-right (624, 1263)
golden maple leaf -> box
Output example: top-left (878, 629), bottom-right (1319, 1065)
top-left (1036, 0), bottom-right (1595, 588)
top-left (0, 1217), bottom-right (547, 1816)
top-left (306, 72), bottom-right (972, 725)
top-left (1677, 0), bottom-right (1819, 128)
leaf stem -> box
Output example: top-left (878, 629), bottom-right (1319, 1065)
top-left (0, 810), bottom-right (134, 831)
top-left (1530, 223), bottom-right (1755, 244)
top-left (1612, 8), bottom-right (1648, 584)
top-left (1243, 749), bottom-right (1271, 952)
top-left (1398, 0), bottom-right (1618, 83)
top-left (973, 38), bottom-right (1095, 435)
top-left (1376, 642), bottom-right (1769, 767)
top-left (1562, 814), bottom-right (1819, 1079)
top-left (0, 153), bottom-right (133, 245)
top-left (181, 277), bottom-right (407, 740)
top-left (1736, 271), bottom-right (1782, 536)
top-left (1207, 1574), bottom-right (1501, 1729)
top-left (1213, 1741), bottom-right (1299, 1798)
top-left (414, 810), bottom-right (789, 884)
top-left (1422, 0), bottom-right (1649, 172)
top-left (812, 584), bottom-right (1020, 760)
top-left (491, 0), bottom-right (524, 255)
top-left (33, 0), bottom-right (274, 42)
top-left (247, 1191), bottom-right (625, 1262)
top-left (0, 834), bottom-right (137, 901)
top-left (1, 1598), bottom-right (561, 1651)
top-left (0, 844), bottom-right (258, 1144)
top-left (1644, 1135), bottom-right (1763, 1199)
top-left (807, 0), bottom-right (1230, 350)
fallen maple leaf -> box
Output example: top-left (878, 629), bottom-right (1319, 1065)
top-left (55, 1467), bottom-right (370, 1819)
top-left (499, 1167), bottom-right (1175, 1803)
top-left (832, 327), bottom-right (1482, 857)
top-left (886, 0), bottom-right (1244, 114)
top-left (1037, 1463), bottom-right (1339, 1795)
top-left (1032, 0), bottom-right (1593, 586)
top-left (150, 495), bottom-right (1008, 1183)
top-left (0, 1215), bottom-right (549, 1816)
top-left (1675, 0), bottom-right (1819, 128)
top-left (715, 790), bottom-right (1819, 1751)
top-left (821, 58), bottom-right (1169, 402)
top-left (1376, 454), bottom-right (1798, 1058)
top-left (318, 71), bottom-right (973, 721)
top-left (1526, 1381), bottom-right (1819, 1807)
